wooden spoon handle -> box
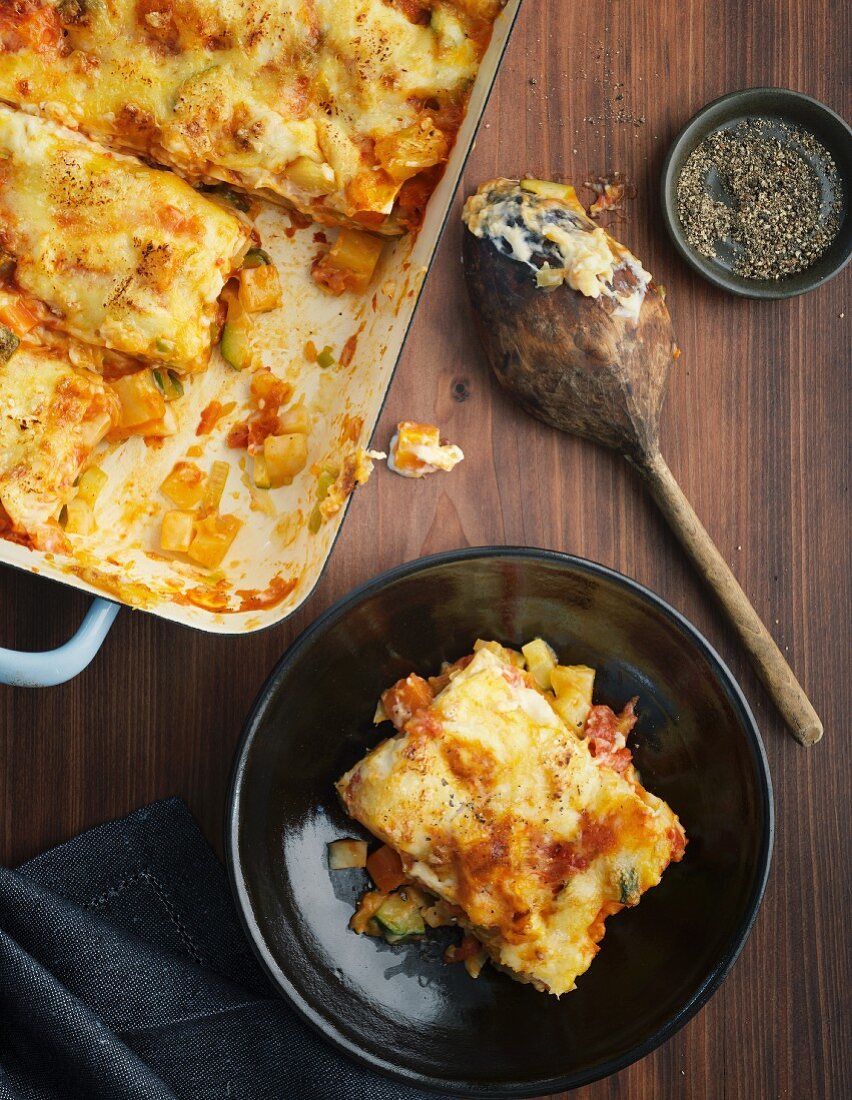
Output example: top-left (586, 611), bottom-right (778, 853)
top-left (637, 448), bottom-right (823, 746)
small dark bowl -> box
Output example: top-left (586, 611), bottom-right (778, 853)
top-left (661, 88), bottom-right (852, 298)
top-left (226, 548), bottom-right (773, 1097)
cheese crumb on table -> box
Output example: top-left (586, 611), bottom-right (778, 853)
top-left (388, 421), bottom-right (464, 479)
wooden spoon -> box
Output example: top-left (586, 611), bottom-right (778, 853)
top-left (462, 180), bottom-right (822, 746)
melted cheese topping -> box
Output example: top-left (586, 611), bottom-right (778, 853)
top-left (0, 0), bottom-right (506, 229)
top-left (0, 346), bottom-right (118, 536)
top-left (462, 178), bottom-right (653, 321)
top-left (337, 647), bottom-right (686, 996)
top-left (0, 106), bottom-right (250, 371)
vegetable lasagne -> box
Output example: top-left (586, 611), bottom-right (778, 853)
top-left (0, 0), bottom-right (506, 230)
top-left (0, 105), bottom-right (250, 372)
top-left (336, 639), bottom-right (687, 996)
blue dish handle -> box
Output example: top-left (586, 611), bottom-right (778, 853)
top-left (0, 597), bottom-right (119, 687)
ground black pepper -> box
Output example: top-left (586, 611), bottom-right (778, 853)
top-left (676, 119), bottom-right (843, 280)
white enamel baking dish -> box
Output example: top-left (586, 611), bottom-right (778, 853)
top-left (0, 0), bottom-right (523, 686)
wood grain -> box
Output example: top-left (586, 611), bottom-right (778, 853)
top-left (1, 1), bottom-right (849, 1097)
top-left (639, 448), bottom-right (824, 746)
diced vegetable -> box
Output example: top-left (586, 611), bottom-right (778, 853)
top-left (63, 498), bottom-right (94, 535)
top-left (520, 178), bottom-right (579, 203)
top-left (277, 402), bottom-right (310, 435)
top-left (328, 839), bottom-right (369, 870)
top-left (312, 228), bottom-right (384, 295)
top-left (374, 893), bottom-right (425, 939)
top-left (550, 664), bottom-right (595, 701)
top-left (284, 155), bottom-right (336, 194)
top-left (160, 509), bottom-right (195, 553)
top-left (366, 844), bottom-right (406, 893)
top-left (550, 664), bottom-right (596, 731)
top-left (374, 118), bottom-right (449, 183)
top-left (152, 368), bottom-right (184, 401)
top-left (242, 247), bottom-right (272, 269)
top-left (155, 337), bottom-right (176, 356)
top-left (316, 465), bottom-right (339, 501)
top-left (238, 263), bottom-right (282, 313)
top-left (220, 317), bottom-right (252, 370)
top-left (317, 345), bottom-right (335, 370)
top-left (346, 169), bottom-right (399, 217)
top-left (160, 462), bottom-right (207, 509)
top-left (201, 460), bottom-right (230, 512)
top-left (186, 513), bottom-right (242, 569)
top-left (110, 370), bottom-right (165, 428)
top-left (0, 324), bottom-right (19, 363)
top-left (307, 504), bottom-right (323, 534)
top-left (535, 265), bottom-right (565, 290)
top-left (522, 638), bottom-right (558, 690)
top-left (618, 867), bottom-right (640, 906)
top-left (0, 297), bottom-right (37, 335)
top-left (252, 453), bottom-right (271, 490)
top-left (251, 369), bottom-right (292, 407)
top-left (76, 467), bottom-right (107, 508)
top-left (263, 433), bottom-right (308, 487)
top-left (380, 674), bottom-right (434, 730)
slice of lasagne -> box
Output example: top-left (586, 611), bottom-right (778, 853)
top-left (336, 641), bottom-right (687, 996)
top-left (0, 346), bottom-right (119, 546)
top-left (0, 105), bottom-right (250, 372)
top-left (0, 0), bottom-right (505, 230)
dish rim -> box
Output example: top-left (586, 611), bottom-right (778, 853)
top-left (660, 86), bottom-right (852, 299)
top-left (225, 545), bottom-right (775, 1097)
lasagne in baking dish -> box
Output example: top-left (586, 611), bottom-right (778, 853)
top-left (335, 639), bottom-right (687, 996)
top-left (0, 0), bottom-right (508, 601)
top-left (0, 346), bottom-right (118, 547)
top-left (0, 105), bottom-right (250, 373)
top-left (0, 0), bottom-right (505, 231)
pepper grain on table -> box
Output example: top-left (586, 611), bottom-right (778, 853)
top-left (1, 2), bottom-right (849, 1100)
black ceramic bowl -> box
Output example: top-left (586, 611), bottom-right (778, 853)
top-left (661, 88), bottom-right (852, 298)
top-left (226, 548), bottom-right (773, 1097)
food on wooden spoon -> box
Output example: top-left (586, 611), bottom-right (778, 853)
top-left (462, 178), bottom-right (822, 746)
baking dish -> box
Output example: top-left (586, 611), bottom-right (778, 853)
top-left (0, 0), bottom-right (523, 686)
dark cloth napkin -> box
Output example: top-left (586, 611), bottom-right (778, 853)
top-left (0, 799), bottom-right (454, 1100)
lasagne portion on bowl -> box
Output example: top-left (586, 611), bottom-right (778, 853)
top-left (336, 640), bottom-right (687, 996)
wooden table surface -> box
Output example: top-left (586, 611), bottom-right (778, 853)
top-left (1, 2), bottom-right (849, 1097)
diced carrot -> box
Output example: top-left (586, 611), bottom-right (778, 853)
top-left (366, 845), bottom-right (406, 894)
top-left (380, 673), bottom-right (434, 730)
top-left (196, 400), bottom-right (235, 436)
